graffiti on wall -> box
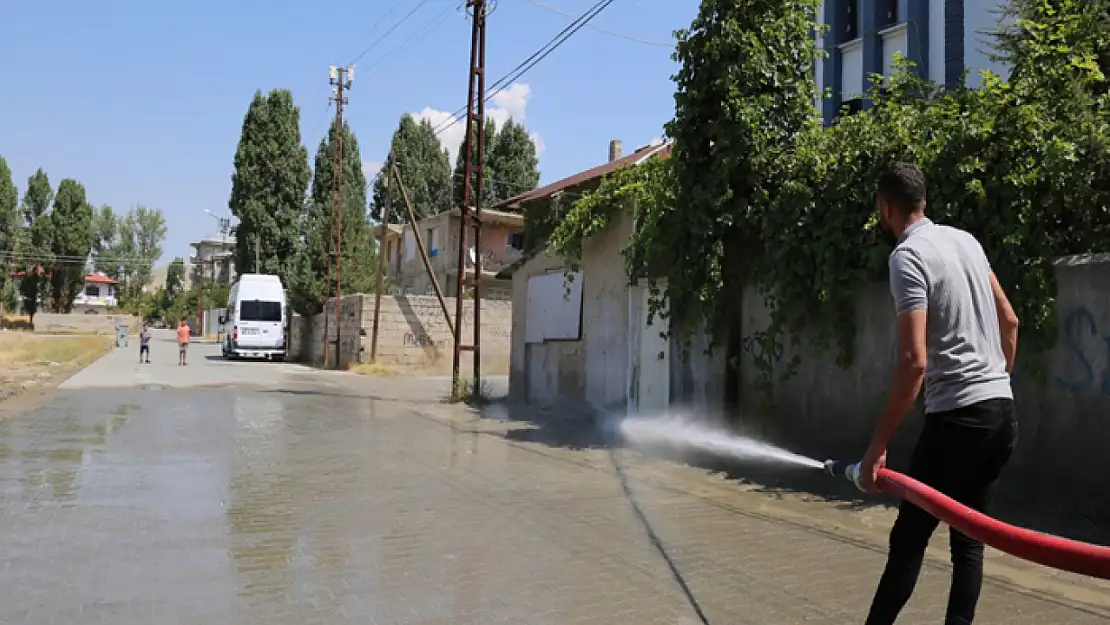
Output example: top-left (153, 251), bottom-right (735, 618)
top-left (404, 332), bottom-right (447, 350)
top-left (1056, 306), bottom-right (1110, 396)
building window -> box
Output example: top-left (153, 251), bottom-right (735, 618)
top-left (839, 0), bottom-right (859, 42)
top-left (85, 285), bottom-right (99, 297)
top-left (879, 0), bottom-right (899, 28)
top-left (841, 98), bottom-right (864, 116)
top-left (426, 227), bottom-right (438, 253)
top-left (508, 232), bottom-right (524, 250)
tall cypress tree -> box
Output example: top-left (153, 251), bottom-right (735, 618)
top-left (289, 121), bottom-right (377, 316)
top-left (487, 119), bottom-right (540, 204)
top-left (49, 179), bottom-right (94, 312)
top-left (20, 169), bottom-right (53, 319)
top-left (0, 157), bottom-right (19, 310)
top-left (370, 115), bottom-right (452, 222)
top-left (452, 119), bottom-right (498, 208)
top-left (228, 89), bottom-right (311, 281)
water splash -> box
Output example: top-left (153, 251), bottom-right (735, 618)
top-left (618, 414), bottom-right (823, 469)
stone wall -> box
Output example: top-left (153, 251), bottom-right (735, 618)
top-left (738, 253), bottom-right (1110, 518)
top-left (34, 313), bottom-right (140, 335)
top-left (289, 294), bottom-right (512, 373)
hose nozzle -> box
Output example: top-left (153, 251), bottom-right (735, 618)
top-left (823, 459), bottom-right (866, 492)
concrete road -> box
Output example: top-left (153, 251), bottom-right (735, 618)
top-left (0, 335), bottom-right (1106, 623)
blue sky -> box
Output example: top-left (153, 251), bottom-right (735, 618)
top-left (0, 0), bottom-right (697, 265)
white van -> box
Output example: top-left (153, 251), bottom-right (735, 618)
top-left (221, 274), bottom-right (287, 361)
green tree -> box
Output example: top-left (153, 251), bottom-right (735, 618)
top-left (290, 121), bottom-right (377, 316)
top-left (647, 0), bottom-right (823, 339)
top-left (452, 118), bottom-right (497, 208)
top-left (0, 156), bottom-right (20, 309)
top-left (370, 115), bottom-right (452, 222)
top-left (48, 179), bottom-right (94, 312)
top-left (487, 119), bottom-right (540, 204)
top-left (92, 205), bottom-right (120, 275)
top-left (165, 256), bottom-right (186, 299)
top-left (20, 170), bottom-right (53, 320)
top-left (130, 205), bottom-right (167, 297)
top-left (228, 89), bottom-right (311, 282)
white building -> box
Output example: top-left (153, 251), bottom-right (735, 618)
top-left (189, 234), bottom-right (236, 285)
top-left (72, 273), bottom-right (119, 314)
top-left (816, 0), bottom-right (1010, 123)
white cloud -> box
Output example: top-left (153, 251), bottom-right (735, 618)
top-left (648, 136), bottom-right (665, 146)
top-left (411, 82), bottom-right (543, 164)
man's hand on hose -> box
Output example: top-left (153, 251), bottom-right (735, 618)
top-left (860, 444), bottom-right (887, 493)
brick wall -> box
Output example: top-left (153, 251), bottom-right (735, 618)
top-left (289, 294), bottom-right (511, 372)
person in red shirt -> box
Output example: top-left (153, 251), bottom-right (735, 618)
top-left (176, 320), bottom-right (191, 366)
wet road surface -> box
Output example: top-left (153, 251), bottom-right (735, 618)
top-left (1, 337), bottom-right (1107, 624)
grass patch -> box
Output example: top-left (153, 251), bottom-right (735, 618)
top-left (349, 361), bottom-right (400, 376)
top-left (0, 333), bottom-right (113, 368)
top-left (449, 377), bottom-right (494, 405)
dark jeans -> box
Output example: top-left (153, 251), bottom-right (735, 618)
top-left (865, 398), bottom-right (1018, 625)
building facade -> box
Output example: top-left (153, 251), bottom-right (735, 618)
top-left (379, 208), bottom-right (524, 301)
top-left (817, 0), bottom-right (1010, 123)
top-left (189, 235), bottom-right (236, 286)
top-left (72, 273), bottom-right (119, 314)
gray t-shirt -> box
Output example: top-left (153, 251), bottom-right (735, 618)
top-left (888, 218), bottom-right (1012, 414)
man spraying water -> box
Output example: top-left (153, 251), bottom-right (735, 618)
top-left (860, 162), bottom-right (1020, 625)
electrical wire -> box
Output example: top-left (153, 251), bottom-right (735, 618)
top-left (431, 0), bottom-right (619, 138)
top-left (521, 0), bottom-right (672, 47)
top-left (358, 1), bottom-right (464, 75)
top-left (348, 0), bottom-right (437, 65)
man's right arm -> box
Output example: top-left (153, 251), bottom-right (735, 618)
top-left (989, 271), bottom-right (1020, 373)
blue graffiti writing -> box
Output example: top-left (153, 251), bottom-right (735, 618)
top-left (1056, 307), bottom-right (1110, 395)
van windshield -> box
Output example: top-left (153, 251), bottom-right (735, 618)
top-left (240, 300), bottom-right (282, 322)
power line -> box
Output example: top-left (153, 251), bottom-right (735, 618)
top-left (432, 0), bottom-right (619, 138)
top-left (348, 0), bottom-right (437, 65)
top-left (522, 0), bottom-right (672, 47)
top-left (359, 2), bottom-right (463, 74)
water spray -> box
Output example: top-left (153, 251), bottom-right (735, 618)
top-left (820, 457), bottom-right (1110, 579)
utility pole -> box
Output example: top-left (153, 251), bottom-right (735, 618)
top-left (254, 233), bottom-right (260, 273)
top-left (370, 155), bottom-right (391, 363)
top-left (324, 64), bottom-right (353, 370)
top-left (452, 0), bottom-right (489, 395)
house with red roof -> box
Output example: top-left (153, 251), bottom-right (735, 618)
top-left (73, 272), bottom-right (119, 314)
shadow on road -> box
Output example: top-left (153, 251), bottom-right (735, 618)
top-left (609, 449), bottom-right (712, 625)
top-left (483, 398), bottom-right (1110, 546)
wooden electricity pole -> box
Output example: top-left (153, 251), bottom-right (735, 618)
top-left (323, 64), bottom-right (353, 369)
top-left (452, 0), bottom-right (489, 395)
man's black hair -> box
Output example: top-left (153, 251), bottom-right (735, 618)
top-left (877, 162), bottom-right (926, 214)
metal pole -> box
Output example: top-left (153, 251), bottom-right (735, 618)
top-left (453, 0), bottom-right (487, 393)
top-left (393, 164), bottom-right (455, 337)
top-left (370, 158), bottom-right (391, 362)
top-left (472, 0), bottom-right (488, 389)
top-left (195, 255), bottom-right (203, 337)
top-left (333, 69), bottom-right (347, 370)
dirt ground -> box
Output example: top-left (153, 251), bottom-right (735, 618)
top-left (0, 330), bottom-right (113, 405)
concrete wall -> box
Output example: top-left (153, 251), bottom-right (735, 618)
top-left (508, 249), bottom-right (586, 408)
top-left (34, 313), bottom-right (140, 335)
top-left (738, 254), bottom-right (1110, 516)
top-left (582, 211), bottom-right (635, 412)
top-left (289, 293), bottom-right (512, 373)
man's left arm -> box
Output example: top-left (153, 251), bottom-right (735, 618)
top-left (861, 250), bottom-right (929, 490)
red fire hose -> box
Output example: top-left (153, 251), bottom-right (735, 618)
top-left (877, 468), bottom-right (1110, 579)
